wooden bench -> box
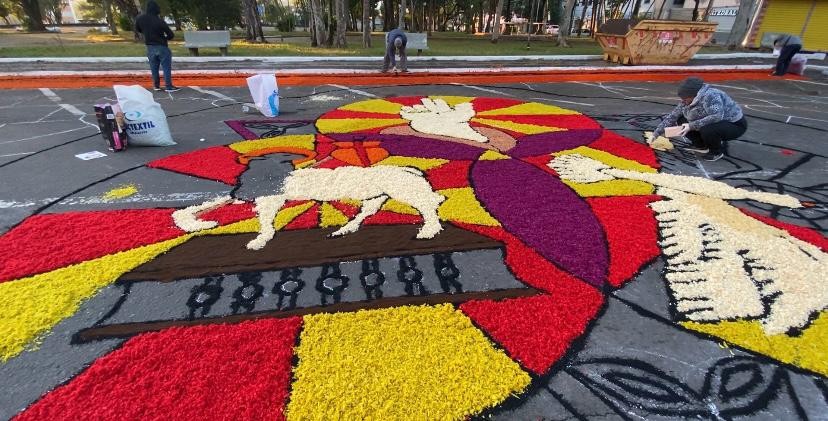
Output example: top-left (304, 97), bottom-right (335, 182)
top-left (184, 30), bottom-right (231, 56)
top-left (386, 32), bottom-right (428, 55)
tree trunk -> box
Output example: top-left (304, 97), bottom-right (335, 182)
top-left (577, 0), bottom-right (587, 36)
top-left (310, 0), bottom-right (327, 46)
top-left (631, 0), bottom-right (642, 17)
top-left (491, 0), bottom-right (504, 43)
top-left (557, 0), bottom-right (575, 46)
top-left (701, 0), bottom-right (715, 20)
top-left (362, 0), bottom-right (371, 47)
top-left (398, 0), bottom-right (406, 28)
top-left (428, 0), bottom-right (434, 33)
top-left (103, 0), bottom-right (118, 35)
top-left (335, 0), bottom-right (347, 47)
top-left (692, 0), bottom-right (700, 21)
top-left (726, 0), bottom-right (756, 48)
top-left (20, 0), bottom-right (46, 31)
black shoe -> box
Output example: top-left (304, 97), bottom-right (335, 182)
top-left (684, 146), bottom-right (710, 154)
top-left (153, 86), bottom-right (162, 91)
top-left (165, 86), bottom-right (181, 92)
top-left (703, 152), bottom-right (724, 162)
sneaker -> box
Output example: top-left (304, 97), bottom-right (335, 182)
top-left (165, 86), bottom-right (181, 92)
top-left (684, 146), bottom-right (710, 154)
top-left (703, 152), bottom-right (724, 162)
top-left (153, 86), bottom-right (162, 91)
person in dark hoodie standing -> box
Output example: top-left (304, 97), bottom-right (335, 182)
top-left (654, 77), bottom-right (747, 162)
top-left (135, 0), bottom-right (179, 92)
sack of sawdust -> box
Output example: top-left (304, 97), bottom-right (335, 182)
top-left (644, 131), bottom-right (674, 151)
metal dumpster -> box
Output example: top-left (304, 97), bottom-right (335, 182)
top-left (595, 19), bottom-right (717, 65)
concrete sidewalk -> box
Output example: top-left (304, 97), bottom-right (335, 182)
top-left (1, 52), bottom-right (819, 73)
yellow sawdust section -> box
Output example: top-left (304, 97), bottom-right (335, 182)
top-left (428, 95), bottom-right (476, 106)
top-left (381, 199), bottom-right (420, 215)
top-left (562, 179), bottom-right (655, 197)
top-left (102, 184), bottom-right (138, 200)
top-left (477, 102), bottom-right (581, 116)
top-left (438, 188), bottom-right (500, 227)
top-left (555, 146), bottom-right (657, 173)
top-left (288, 304), bottom-right (531, 420)
top-left (479, 150), bottom-right (510, 160)
top-left (316, 118), bottom-right (407, 134)
top-left (228, 134), bottom-right (315, 154)
top-left (0, 237), bottom-right (189, 362)
top-left (375, 155), bottom-right (448, 171)
top-left (338, 98), bottom-right (404, 114)
top-left (472, 118), bottom-right (565, 135)
top-left (0, 202), bottom-right (314, 363)
top-left (682, 312), bottom-right (828, 377)
top-left (319, 203), bottom-right (349, 227)
top-left (555, 146), bottom-right (656, 197)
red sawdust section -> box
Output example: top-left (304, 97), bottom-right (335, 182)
top-left (586, 195), bottom-right (661, 287)
top-left (741, 209), bottom-right (828, 251)
top-left (14, 318), bottom-right (302, 421)
top-left (0, 209), bottom-right (183, 283)
top-left (0, 70), bottom-right (799, 89)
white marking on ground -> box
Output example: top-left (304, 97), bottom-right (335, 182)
top-left (0, 191), bottom-right (222, 209)
top-left (0, 127), bottom-right (87, 145)
top-left (303, 94), bottom-right (344, 102)
top-left (450, 83), bottom-right (513, 96)
top-left (326, 84), bottom-right (377, 98)
top-left (0, 151), bottom-right (34, 158)
top-left (189, 86), bottom-right (238, 102)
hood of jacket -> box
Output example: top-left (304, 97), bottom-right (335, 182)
top-left (146, 0), bottom-right (161, 15)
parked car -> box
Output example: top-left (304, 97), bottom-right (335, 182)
top-left (545, 24), bottom-right (560, 35)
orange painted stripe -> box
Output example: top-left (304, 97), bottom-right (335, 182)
top-left (0, 69), bottom-right (800, 90)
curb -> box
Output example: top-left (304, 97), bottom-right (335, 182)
top-left (2, 52), bottom-right (819, 64)
top-left (0, 65), bottom-right (796, 90)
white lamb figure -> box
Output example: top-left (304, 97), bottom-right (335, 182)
top-left (549, 153), bottom-right (826, 335)
top-left (172, 153), bottom-right (445, 251)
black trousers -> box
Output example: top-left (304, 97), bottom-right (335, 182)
top-left (679, 116), bottom-right (747, 154)
top-left (775, 44), bottom-right (802, 75)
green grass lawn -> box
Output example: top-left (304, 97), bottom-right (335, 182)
top-left (0, 32), bottom-right (604, 57)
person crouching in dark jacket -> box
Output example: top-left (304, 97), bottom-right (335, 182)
top-left (654, 77), bottom-right (747, 162)
top-left (135, 0), bottom-right (179, 92)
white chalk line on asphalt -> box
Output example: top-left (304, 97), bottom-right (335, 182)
top-left (0, 191), bottom-right (221, 209)
top-left (326, 84), bottom-right (377, 98)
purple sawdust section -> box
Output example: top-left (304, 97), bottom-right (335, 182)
top-left (507, 129), bottom-right (603, 158)
top-left (325, 133), bottom-right (485, 160)
top-left (471, 158), bottom-right (608, 287)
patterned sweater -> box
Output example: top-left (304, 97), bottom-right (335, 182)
top-left (654, 85), bottom-right (744, 136)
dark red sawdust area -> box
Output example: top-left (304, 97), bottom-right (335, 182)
top-left (0, 209), bottom-right (182, 282)
top-left (741, 209), bottom-right (828, 251)
top-left (15, 317), bottom-right (302, 421)
top-left (586, 195), bottom-right (661, 287)
top-left (146, 146), bottom-right (246, 185)
top-left (0, 70), bottom-right (797, 89)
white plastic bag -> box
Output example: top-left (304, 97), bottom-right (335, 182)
top-left (113, 85), bottom-right (176, 146)
top-left (246, 74), bottom-right (279, 117)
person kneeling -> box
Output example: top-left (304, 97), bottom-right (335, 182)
top-left (654, 77), bottom-right (747, 162)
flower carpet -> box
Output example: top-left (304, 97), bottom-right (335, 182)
top-left (0, 95), bottom-right (825, 420)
